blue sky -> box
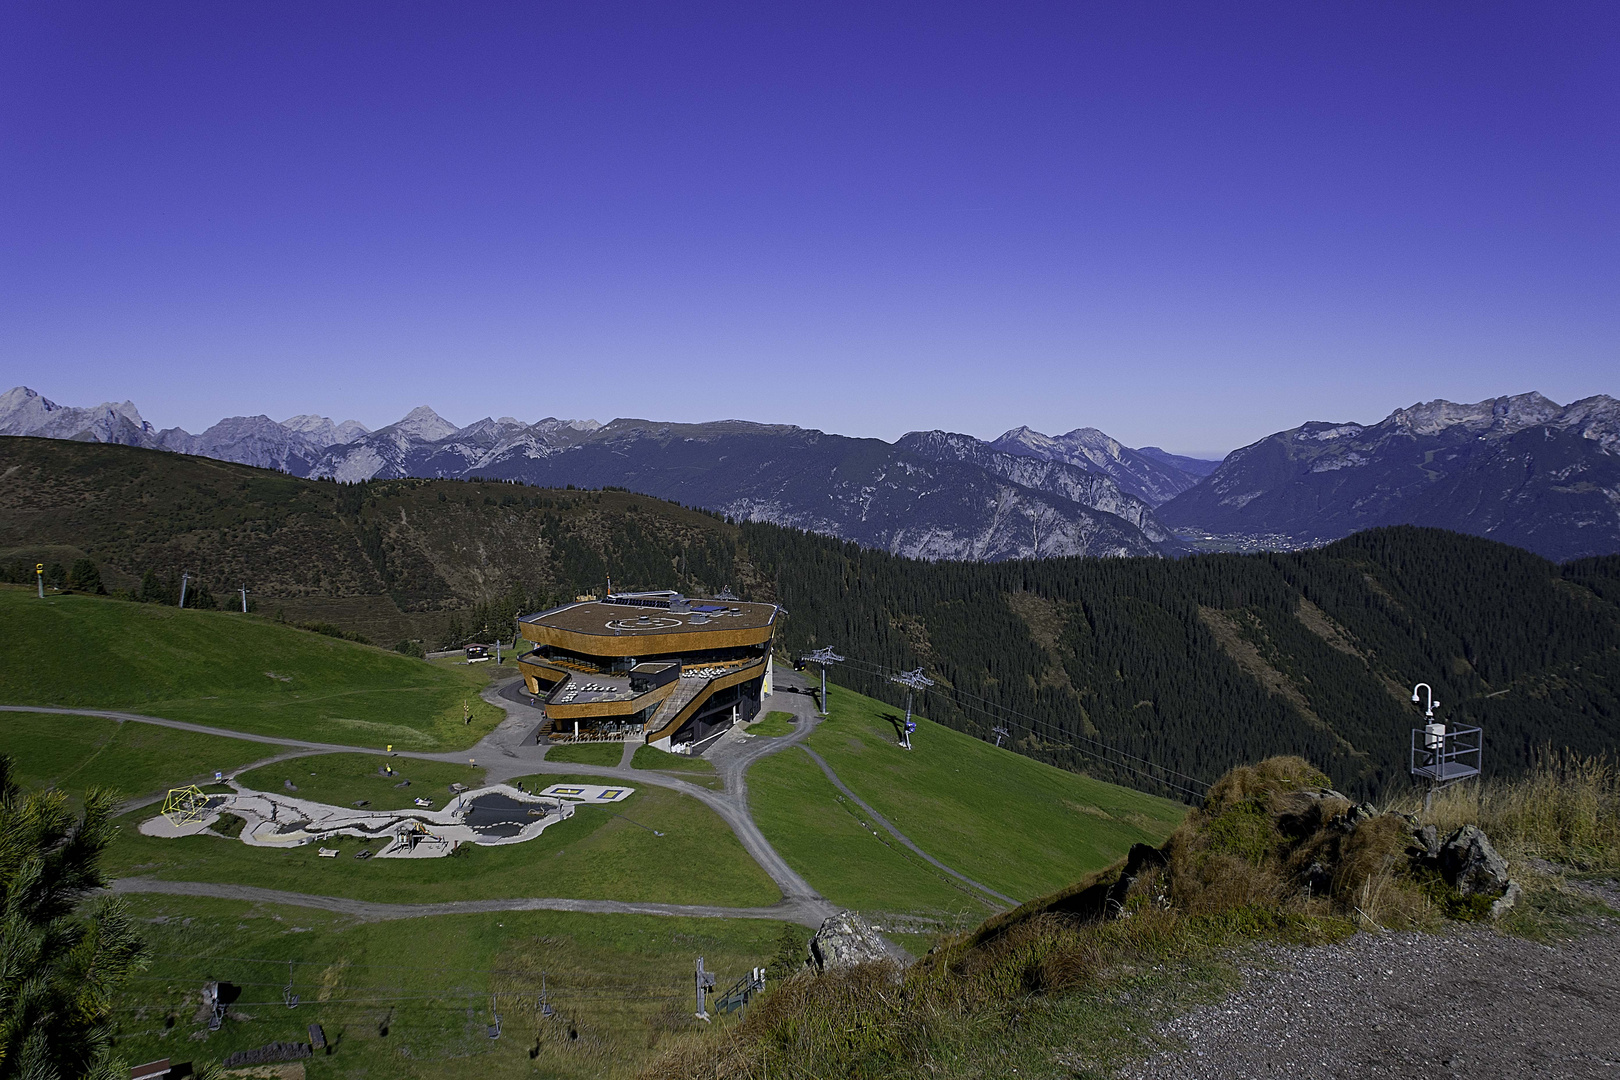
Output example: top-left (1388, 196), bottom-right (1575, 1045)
top-left (2, 2), bottom-right (1614, 458)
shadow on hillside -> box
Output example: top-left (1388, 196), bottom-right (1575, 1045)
top-left (880, 712), bottom-right (906, 742)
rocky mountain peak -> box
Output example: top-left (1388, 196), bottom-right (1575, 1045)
top-left (281, 414), bottom-right (370, 447)
top-left (989, 425), bottom-right (1204, 506)
top-left (896, 430), bottom-right (981, 459)
top-left (0, 385), bottom-right (156, 445)
top-left (1385, 393), bottom-right (1562, 437)
top-left (388, 406), bottom-right (460, 442)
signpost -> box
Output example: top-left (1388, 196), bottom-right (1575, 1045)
top-left (36, 563), bottom-right (44, 599)
top-left (694, 957), bottom-right (717, 1021)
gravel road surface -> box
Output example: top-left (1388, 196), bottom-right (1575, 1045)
top-left (1122, 909), bottom-right (1620, 1080)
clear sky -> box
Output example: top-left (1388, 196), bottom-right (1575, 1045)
top-left (2, 2), bottom-right (1614, 458)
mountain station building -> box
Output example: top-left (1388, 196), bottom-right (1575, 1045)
top-left (516, 590), bottom-right (777, 754)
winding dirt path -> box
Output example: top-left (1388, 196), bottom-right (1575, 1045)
top-left (108, 876), bottom-right (831, 927)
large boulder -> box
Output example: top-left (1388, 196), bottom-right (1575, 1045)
top-left (1439, 825), bottom-right (1511, 897)
top-left (808, 911), bottom-right (893, 972)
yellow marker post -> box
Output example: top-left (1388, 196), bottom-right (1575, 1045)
top-left (35, 563), bottom-right (43, 599)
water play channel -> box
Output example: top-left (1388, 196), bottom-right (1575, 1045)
top-left (140, 782), bottom-right (635, 859)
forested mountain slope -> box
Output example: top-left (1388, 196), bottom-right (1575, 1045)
top-left (746, 524), bottom-right (1620, 797)
top-left (2, 438), bottom-right (1615, 797)
top-left (0, 437), bottom-right (747, 646)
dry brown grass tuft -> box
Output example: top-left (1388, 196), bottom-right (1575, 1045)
top-left (1394, 752), bottom-right (1620, 872)
top-left (1201, 755), bottom-right (1331, 816)
top-left (1167, 847), bottom-right (1283, 914)
top-left (1332, 814), bottom-right (1435, 928)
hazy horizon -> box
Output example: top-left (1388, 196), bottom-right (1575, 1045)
top-left (3, 3), bottom-right (1615, 458)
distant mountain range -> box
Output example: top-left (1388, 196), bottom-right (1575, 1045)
top-left (0, 386), bottom-right (1212, 561)
top-left (1157, 392), bottom-right (1620, 562)
top-left (4, 384), bottom-right (1617, 561)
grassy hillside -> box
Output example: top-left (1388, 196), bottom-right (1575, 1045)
top-left (748, 746), bottom-right (1000, 918)
top-left (796, 684), bottom-right (1185, 904)
top-left (108, 895), bottom-right (795, 1080)
top-left (0, 710), bottom-right (271, 801)
top-left (0, 586), bottom-right (503, 748)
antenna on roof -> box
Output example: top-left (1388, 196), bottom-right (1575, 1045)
top-left (801, 648), bottom-right (844, 716)
top-left (889, 668), bottom-right (934, 750)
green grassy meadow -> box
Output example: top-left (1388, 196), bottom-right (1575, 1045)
top-left (747, 747), bottom-right (995, 919)
top-left (235, 753), bottom-right (487, 811)
top-left (746, 710), bottom-right (798, 737)
top-left (0, 587), bottom-right (503, 749)
top-left (546, 741), bottom-right (625, 767)
top-left (803, 684), bottom-right (1189, 903)
top-left (631, 744), bottom-right (722, 788)
top-left (108, 894), bottom-right (795, 1080)
top-left (0, 710), bottom-right (270, 801)
top-left (108, 773), bottom-right (779, 907)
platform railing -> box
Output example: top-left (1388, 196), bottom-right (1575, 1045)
top-left (1410, 724), bottom-right (1482, 783)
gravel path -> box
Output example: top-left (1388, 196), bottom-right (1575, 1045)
top-left (1121, 915), bottom-right (1620, 1080)
top-left (109, 876), bottom-right (831, 926)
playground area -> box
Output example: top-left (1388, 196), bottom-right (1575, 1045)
top-left (140, 781), bottom-right (635, 859)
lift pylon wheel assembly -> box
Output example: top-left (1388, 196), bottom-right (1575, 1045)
top-left (160, 785), bottom-right (211, 827)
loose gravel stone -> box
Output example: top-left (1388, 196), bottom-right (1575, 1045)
top-left (1121, 915), bottom-right (1620, 1080)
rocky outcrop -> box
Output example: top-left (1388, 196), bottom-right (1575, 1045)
top-left (1438, 825), bottom-right (1513, 898)
top-left (807, 911), bottom-right (895, 972)
top-left (1401, 819), bottom-right (1519, 917)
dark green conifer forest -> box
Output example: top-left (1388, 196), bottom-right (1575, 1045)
top-left (745, 524), bottom-right (1620, 799)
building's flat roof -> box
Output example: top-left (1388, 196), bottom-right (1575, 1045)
top-left (521, 598), bottom-right (777, 638)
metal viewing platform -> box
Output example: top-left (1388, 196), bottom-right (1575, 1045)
top-left (1410, 724), bottom-right (1482, 784)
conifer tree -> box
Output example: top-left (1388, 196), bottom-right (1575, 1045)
top-left (0, 756), bottom-right (149, 1079)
